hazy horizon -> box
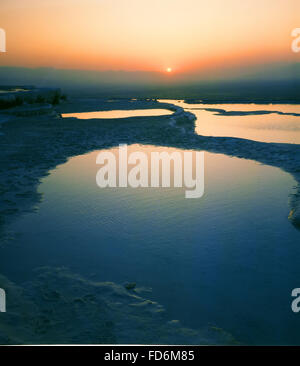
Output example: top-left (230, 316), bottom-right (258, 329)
top-left (0, 63), bottom-right (299, 100)
top-left (0, 0), bottom-right (299, 98)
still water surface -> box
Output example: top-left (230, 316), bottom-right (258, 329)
top-left (62, 109), bottom-right (173, 119)
top-left (1, 142), bottom-right (299, 345)
top-left (160, 100), bottom-right (300, 144)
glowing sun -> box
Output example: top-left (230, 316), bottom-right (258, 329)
top-left (166, 67), bottom-right (172, 73)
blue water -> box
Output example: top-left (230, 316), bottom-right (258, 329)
top-left (1, 144), bottom-right (299, 345)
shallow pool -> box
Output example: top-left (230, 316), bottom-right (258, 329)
top-left (62, 109), bottom-right (174, 119)
top-left (1, 144), bottom-right (299, 345)
top-left (160, 100), bottom-right (300, 144)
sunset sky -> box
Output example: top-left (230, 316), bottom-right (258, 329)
top-left (0, 0), bottom-right (299, 75)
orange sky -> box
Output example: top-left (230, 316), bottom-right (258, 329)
top-left (0, 0), bottom-right (299, 74)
